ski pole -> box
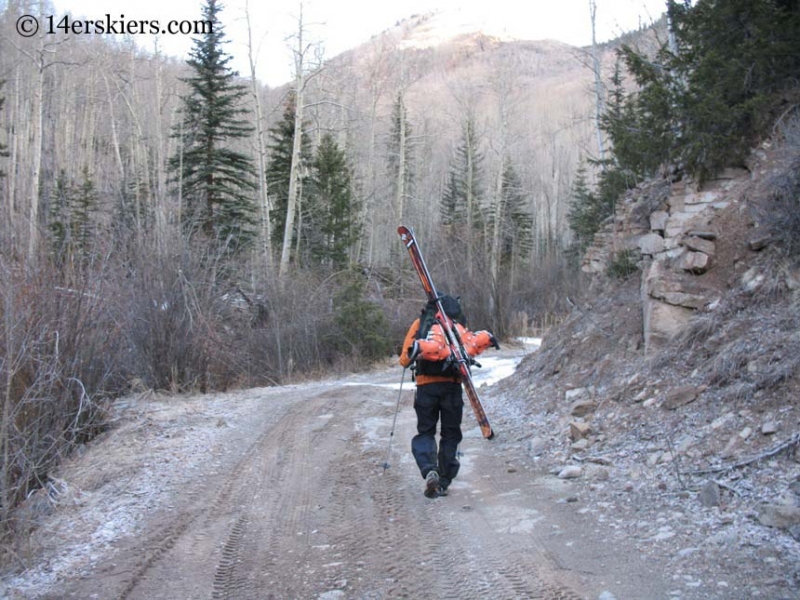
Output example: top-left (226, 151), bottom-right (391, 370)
top-left (382, 367), bottom-right (407, 472)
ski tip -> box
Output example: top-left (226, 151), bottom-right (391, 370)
top-left (485, 431), bottom-right (496, 440)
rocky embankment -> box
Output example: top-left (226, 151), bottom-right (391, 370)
top-left (496, 135), bottom-right (800, 597)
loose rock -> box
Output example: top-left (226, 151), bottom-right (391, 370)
top-left (558, 466), bottom-right (583, 479)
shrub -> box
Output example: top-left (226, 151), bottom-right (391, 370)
top-left (330, 271), bottom-right (392, 362)
top-left (607, 249), bottom-right (640, 279)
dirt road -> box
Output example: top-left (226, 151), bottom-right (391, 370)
top-left (6, 349), bottom-right (673, 599)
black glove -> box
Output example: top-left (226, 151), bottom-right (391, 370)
top-left (407, 340), bottom-right (421, 361)
top-left (489, 334), bottom-right (500, 350)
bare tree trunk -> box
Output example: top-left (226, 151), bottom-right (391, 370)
top-left (590, 0), bottom-right (606, 162)
top-left (279, 2), bottom-right (308, 278)
top-left (489, 158), bottom-right (505, 285)
top-left (245, 0), bottom-right (273, 274)
top-left (357, 38), bottom-right (392, 267)
top-left (487, 60), bottom-right (516, 330)
top-left (101, 71), bottom-right (125, 179)
top-left (130, 44), bottom-right (154, 243)
top-left (362, 94), bottom-right (380, 266)
top-left (176, 119), bottom-right (184, 228)
top-left (154, 42), bottom-right (168, 254)
top-left (6, 67), bottom-right (20, 242)
top-left (27, 24), bottom-right (48, 264)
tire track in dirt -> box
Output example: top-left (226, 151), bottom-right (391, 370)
top-left (208, 386), bottom-right (362, 599)
top-left (456, 456), bottom-right (587, 599)
top-left (335, 406), bottom-right (589, 599)
top-left (113, 403), bottom-right (292, 599)
top-left (211, 515), bottom-right (248, 600)
top-left (114, 421), bottom-right (287, 598)
top-left (47, 375), bottom-right (593, 599)
top-left (296, 394), bottom-right (415, 597)
top-left (56, 387), bottom-right (327, 600)
top-left (317, 391), bottom-right (569, 599)
top-left (209, 392), bottom-right (337, 598)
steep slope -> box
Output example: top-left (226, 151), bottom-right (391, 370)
top-left (493, 117), bottom-right (800, 595)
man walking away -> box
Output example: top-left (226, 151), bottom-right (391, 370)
top-left (399, 295), bottom-right (498, 498)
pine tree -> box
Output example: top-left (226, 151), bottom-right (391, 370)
top-left (72, 166), bottom-right (98, 258)
top-left (307, 133), bottom-right (361, 270)
top-left (440, 116), bottom-right (486, 276)
top-left (49, 170), bottom-right (73, 258)
top-left (330, 271), bottom-right (392, 361)
top-left (266, 94), bottom-right (311, 254)
top-left (567, 161), bottom-right (607, 256)
top-left (440, 171), bottom-right (462, 225)
top-left (441, 116), bottom-right (484, 231)
top-left (599, 58), bottom-right (670, 184)
top-left (667, 0), bottom-right (800, 181)
top-left (49, 168), bottom-right (100, 264)
top-left (609, 0), bottom-right (800, 184)
top-left (169, 0), bottom-right (257, 252)
top-left (498, 161), bottom-right (533, 265)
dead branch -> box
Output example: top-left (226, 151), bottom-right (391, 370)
top-left (688, 432), bottom-right (800, 475)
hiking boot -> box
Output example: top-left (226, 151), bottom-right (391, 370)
top-left (438, 485), bottom-right (449, 497)
top-left (424, 470), bottom-right (440, 498)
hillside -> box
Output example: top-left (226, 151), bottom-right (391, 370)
top-left (490, 112), bottom-right (800, 595)
top-left (273, 11), bottom-right (653, 265)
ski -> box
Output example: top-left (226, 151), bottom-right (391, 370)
top-left (398, 225), bottom-right (495, 440)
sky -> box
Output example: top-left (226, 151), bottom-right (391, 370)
top-left (50, 0), bottom-right (669, 86)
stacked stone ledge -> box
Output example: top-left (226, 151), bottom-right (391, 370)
top-left (581, 168), bottom-right (749, 354)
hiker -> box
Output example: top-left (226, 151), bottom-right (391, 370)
top-left (399, 295), bottom-right (499, 498)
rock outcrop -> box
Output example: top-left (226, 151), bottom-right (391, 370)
top-left (582, 168), bottom-right (749, 354)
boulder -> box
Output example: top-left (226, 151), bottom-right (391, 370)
top-left (664, 212), bottom-right (696, 238)
top-left (569, 421), bottom-right (592, 441)
top-left (665, 213), bottom-right (711, 239)
top-left (643, 298), bottom-right (694, 355)
top-left (681, 235), bottom-right (716, 256)
top-left (565, 387), bottom-right (591, 402)
top-left (758, 504), bottom-right (800, 529)
top-left (570, 438), bottom-right (590, 452)
top-left (668, 194), bottom-right (685, 212)
top-left (558, 465), bottom-right (583, 479)
top-left (650, 210), bottom-right (669, 232)
top-left (762, 421), bottom-right (779, 435)
top-left (699, 480), bottom-right (721, 507)
top-left (645, 259), bottom-right (713, 309)
top-left (638, 233), bottom-right (665, 255)
top-left (686, 228), bottom-right (719, 241)
top-left (570, 399), bottom-right (598, 418)
top-left (684, 190), bottom-right (720, 206)
top-left (677, 250), bottom-right (711, 273)
top-left (663, 385), bottom-right (703, 410)
top-left (748, 231), bottom-right (772, 251)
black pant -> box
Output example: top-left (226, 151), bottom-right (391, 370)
top-left (412, 381), bottom-right (463, 488)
